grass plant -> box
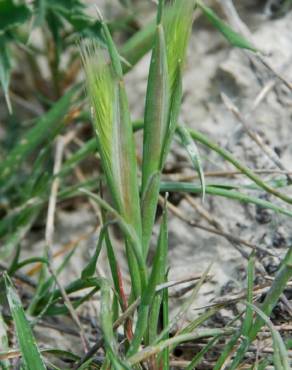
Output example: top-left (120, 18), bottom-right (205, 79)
top-left (0, 0), bottom-right (291, 369)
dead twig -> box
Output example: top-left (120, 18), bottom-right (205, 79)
top-left (45, 136), bottom-right (89, 352)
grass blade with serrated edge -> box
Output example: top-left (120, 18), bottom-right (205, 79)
top-left (3, 273), bottom-right (46, 370)
top-left (177, 125), bottom-right (205, 201)
top-left (197, 1), bottom-right (257, 51)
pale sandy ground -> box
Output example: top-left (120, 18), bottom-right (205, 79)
top-left (19, 0), bottom-right (292, 358)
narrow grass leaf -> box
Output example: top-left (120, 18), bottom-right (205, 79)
top-left (141, 22), bottom-right (169, 254)
top-left (9, 257), bottom-right (48, 275)
top-left (127, 204), bottom-right (168, 357)
top-left (186, 335), bottom-right (220, 370)
top-left (45, 287), bottom-right (99, 316)
top-left (42, 277), bottom-right (102, 309)
top-left (213, 331), bottom-right (241, 370)
top-left (80, 189), bottom-right (147, 292)
top-left (187, 128), bottom-right (292, 205)
top-left (3, 273), bottom-right (46, 370)
top-left (141, 172), bottom-right (161, 256)
top-left (245, 302), bottom-right (290, 370)
top-left (0, 312), bottom-right (9, 369)
top-left (120, 2), bottom-right (185, 73)
top-left (180, 307), bottom-right (221, 337)
top-left (28, 247), bottom-right (78, 315)
top-left (160, 65), bottom-right (182, 169)
top-left (249, 247), bottom-right (292, 339)
top-left (162, 276), bottom-right (169, 370)
top-left (120, 20), bottom-right (156, 73)
top-left (229, 338), bottom-right (251, 370)
top-left (177, 125), bottom-right (205, 201)
top-left (163, 0), bottom-right (194, 94)
top-left (0, 36), bottom-right (11, 113)
top-left (103, 225), bottom-right (130, 310)
top-left (100, 280), bottom-right (131, 369)
top-left (242, 252), bottom-right (255, 336)
top-left (142, 24), bottom-right (169, 192)
top-left (156, 262), bottom-right (213, 344)
top-left (197, 1), bottom-right (257, 51)
top-left (157, 0), bottom-right (165, 24)
top-left (160, 182), bottom-right (292, 218)
top-left (100, 20), bottom-right (123, 79)
top-left (81, 224), bottom-right (108, 278)
top-left (160, 0), bottom-right (194, 169)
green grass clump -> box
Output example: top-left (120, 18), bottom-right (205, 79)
top-left (0, 0), bottom-right (291, 369)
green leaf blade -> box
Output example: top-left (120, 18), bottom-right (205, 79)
top-left (197, 1), bottom-right (257, 52)
top-left (3, 273), bottom-right (46, 370)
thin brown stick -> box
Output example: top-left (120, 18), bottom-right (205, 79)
top-left (45, 136), bottom-right (89, 352)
